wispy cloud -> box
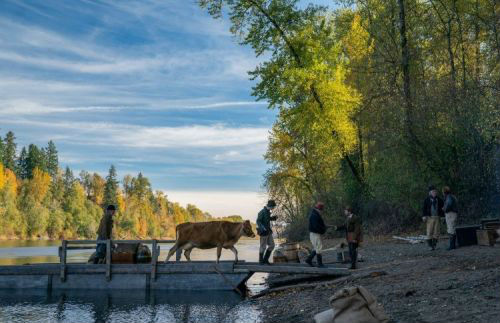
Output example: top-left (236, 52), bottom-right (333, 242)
top-left (2, 118), bottom-right (269, 149)
top-left (0, 0), bottom-right (276, 217)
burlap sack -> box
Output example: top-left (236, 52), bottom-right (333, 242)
top-left (314, 286), bottom-right (389, 323)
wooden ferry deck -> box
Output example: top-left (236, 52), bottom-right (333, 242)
top-left (0, 240), bottom-right (350, 292)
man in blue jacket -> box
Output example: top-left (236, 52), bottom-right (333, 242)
top-left (256, 200), bottom-right (277, 265)
top-left (305, 202), bottom-right (327, 268)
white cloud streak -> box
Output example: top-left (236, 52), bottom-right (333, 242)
top-left (1, 118), bottom-right (269, 149)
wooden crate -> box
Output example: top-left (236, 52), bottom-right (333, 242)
top-left (476, 230), bottom-right (496, 247)
top-left (111, 251), bottom-right (135, 264)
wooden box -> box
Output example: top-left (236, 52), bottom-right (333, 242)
top-left (456, 225), bottom-right (479, 247)
top-left (111, 251), bottom-right (135, 264)
top-left (476, 230), bottom-right (496, 247)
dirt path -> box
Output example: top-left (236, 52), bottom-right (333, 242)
top-left (248, 239), bottom-right (500, 323)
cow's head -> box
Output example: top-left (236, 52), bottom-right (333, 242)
top-left (242, 220), bottom-right (256, 238)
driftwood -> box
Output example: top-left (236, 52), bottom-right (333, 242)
top-left (392, 235), bottom-right (427, 244)
top-left (250, 270), bottom-right (387, 299)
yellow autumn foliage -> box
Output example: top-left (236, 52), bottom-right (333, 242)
top-left (29, 168), bottom-right (51, 202)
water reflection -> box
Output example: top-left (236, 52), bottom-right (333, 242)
top-left (0, 240), bottom-right (266, 322)
top-left (0, 289), bottom-right (261, 323)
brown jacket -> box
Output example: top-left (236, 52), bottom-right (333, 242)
top-left (97, 213), bottom-right (113, 240)
top-left (337, 214), bottom-right (362, 243)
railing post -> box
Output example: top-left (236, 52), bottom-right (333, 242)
top-left (151, 240), bottom-right (158, 282)
top-left (60, 240), bottom-right (67, 282)
top-left (106, 239), bottom-right (111, 281)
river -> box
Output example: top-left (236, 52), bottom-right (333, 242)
top-left (0, 239), bottom-right (266, 323)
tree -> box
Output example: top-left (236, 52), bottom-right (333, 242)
top-left (3, 131), bottom-right (17, 171)
top-left (0, 135), bottom-right (4, 166)
top-left (90, 173), bottom-right (105, 205)
top-left (103, 165), bottom-right (119, 207)
top-left (26, 144), bottom-right (47, 178)
top-left (46, 141), bottom-right (58, 178)
top-left (79, 170), bottom-right (92, 198)
top-left (16, 147), bottom-right (28, 179)
top-left (63, 166), bottom-right (74, 192)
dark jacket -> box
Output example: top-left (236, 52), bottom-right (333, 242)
top-left (423, 196), bottom-right (445, 217)
top-left (97, 213), bottom-right (113, 240)
top-left (337, 214), bottom-right (362, 242)
top-left (443, 194), bottom-right (458, 213)
top-left (309, 208), bottom-right (327, 234)
top-left (256, 207), bottom-right (277, 236)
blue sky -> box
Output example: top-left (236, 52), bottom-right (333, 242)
top-left (0, 0), bottom-right (331, 220)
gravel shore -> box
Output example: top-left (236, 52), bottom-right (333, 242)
top-left (247, 238), bottom-right (500, 323)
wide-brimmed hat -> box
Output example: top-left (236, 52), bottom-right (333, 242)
top-left (267, 200), bottom-right (277, 208)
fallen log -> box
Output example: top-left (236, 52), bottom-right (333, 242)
top-left (250, 270), bottom-right (387, 299)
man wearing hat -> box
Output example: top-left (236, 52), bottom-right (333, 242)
top-left (256, 200), bottom-right (277, 265)
top-left (305, 202), bottom-right (327, 268)
top-left (94, 204), bottom-right (116, 264)
top-left (422, 185), bottom-right (444, 250)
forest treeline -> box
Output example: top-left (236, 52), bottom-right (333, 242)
top-left (0, 131), bottom-right (243, 239)
top-left (200, 0), bottom-right (500, 238)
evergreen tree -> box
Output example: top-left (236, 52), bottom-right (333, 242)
top-left (26, 144), bottom-right (47, 178)
top-left (3, 131), bottom-right (17, 171)
top-left (17, 147), bottom-right (28, 179)
top-left (103, 165), bottom-right (118, 207)
top-left (63, 166), bottom-right (74, 192)
top-left (46, 141), bottom-right (58, 178)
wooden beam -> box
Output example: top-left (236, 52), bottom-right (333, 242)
top-left (65, 239), bottom-right (176, 245)
top-left (234, 264), bottom-right (349, 276)
top-left (106, 240), bottom-right (111, 281)
top-left (151, 240), bottom-right (158, 281)
top-left (60, 240), bottom-right (67, 282)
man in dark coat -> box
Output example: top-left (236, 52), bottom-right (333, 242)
top-left (305, 202), bottom-right (327, 268)
top-left (94, 204), bottom-right (116, 264)
top-left (335, 206), bottom-right (362, 270)
top-left (422, 185), bottom-right (444, 250)
top-left (442, 186), bottom-right (459, 250)
top-left (256, 200), bottom-right (277, 264)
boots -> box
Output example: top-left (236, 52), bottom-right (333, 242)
top-left (305, 250), bottom-right (316, 267)
top-left (427, 238), bottom-right (436, 250)
top-left (447, 235), bottom-right (456, 250)
top-left (259, 252), bottom-right (264, 265)
top-left (263, 250), bottom-right (272, 265)
top-left (350, 249), bottom-right (357, 270)
top-left (316, 254), bottom-right (325, 268)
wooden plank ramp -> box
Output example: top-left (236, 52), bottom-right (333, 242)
top-left (234, 262), bottom-right (350, 276)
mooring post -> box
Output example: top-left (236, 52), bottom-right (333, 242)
top-left (106, 239), bottom-right (111, 281)
top-left (151, 239), bottom-right (158, 282)
top-left (60, 240), bottom-right (67, 282)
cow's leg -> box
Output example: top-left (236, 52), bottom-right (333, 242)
top-left (175, 247), bottom-right (183, 262)
top-left (166, 242), bottom-right (180, 262)
top-left (229, 246), bottom-right (238, 263)
top-left (184, 247), bottom-right (193, 261)
top-left (216, 245), bottom-right (222, 264)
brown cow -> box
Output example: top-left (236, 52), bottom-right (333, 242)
top-left (166, 220), bottom-right (255, 263)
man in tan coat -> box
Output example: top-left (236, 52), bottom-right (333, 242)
top-left (94, 204), bottom-right (116, 264)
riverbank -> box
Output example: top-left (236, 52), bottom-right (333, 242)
top-left (249, 238), bottom-right (499, 323)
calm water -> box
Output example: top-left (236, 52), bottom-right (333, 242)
top-left (0, 239), bottom-right (267, 323)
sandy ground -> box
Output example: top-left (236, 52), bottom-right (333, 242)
top-left (248, 238), bottom-right (500, 323)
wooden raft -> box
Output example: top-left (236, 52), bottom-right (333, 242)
top-left (0, 239), bottom-right (350, 292)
